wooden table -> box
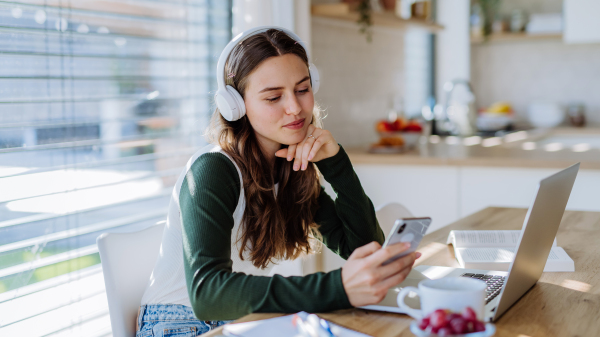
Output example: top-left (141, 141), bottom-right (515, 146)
top-left (204, 207), bottom-right (600, 337)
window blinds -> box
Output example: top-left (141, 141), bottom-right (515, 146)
top-left (0, 1), bottom-right (231, 336)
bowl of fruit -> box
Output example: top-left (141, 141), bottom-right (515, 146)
top-left (371, 118), bottom-right (423, 153)
top-left (409, 307), bottom-right (495, 337)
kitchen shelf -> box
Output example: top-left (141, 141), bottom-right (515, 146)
top-left (471, 32), bottom-right (563, 44)
top-left (312, 11), bottom-right (443, 33)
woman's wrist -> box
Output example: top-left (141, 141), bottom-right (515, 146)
top-left (314, 144), bottom-right (349, 177)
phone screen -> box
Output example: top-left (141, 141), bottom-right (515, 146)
top-left (381, 217), bottom-right (431, 265)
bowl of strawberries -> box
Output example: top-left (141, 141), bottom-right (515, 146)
top-left (409, 307), bottom-right (496, 337)
top-left (372, 118), bottom-right (423, 152)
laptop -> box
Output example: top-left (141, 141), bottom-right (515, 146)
top-left (361, 163), bottom-right (580, 322)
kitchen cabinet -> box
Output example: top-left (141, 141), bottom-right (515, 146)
top-left (320, 163), bottom-right (600, 272)
top-left (564, 0), bottom-right (600, 44)
top-left (460, 167), bottom-right (600, 216)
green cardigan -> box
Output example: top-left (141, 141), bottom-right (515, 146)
top-left (179, 146), bottom-right (385, 320)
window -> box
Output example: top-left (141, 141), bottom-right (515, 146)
top-left (0, 1), bottom-right (231, 336)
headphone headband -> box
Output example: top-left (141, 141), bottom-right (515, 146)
top-left (216, 26), bottom-right (310, 91)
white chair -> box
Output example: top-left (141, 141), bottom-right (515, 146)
top-left (374, 202), bottom-right (414, 239)
top-left (96, 220), bottom-right (304, 337)
top-left (97, 223), bottom-right (165, 337)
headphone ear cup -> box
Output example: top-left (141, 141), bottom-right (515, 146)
top-left (309, 63), bottom-right (320, 94)
top-left (215, 88), bottom-right (234, 121)
top-left (226, 85), bottom-right (246, 120)
top-left (215, 86), bottom-right (245, 121)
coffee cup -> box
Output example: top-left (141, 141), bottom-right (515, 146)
top-left (396, 277), bottom-right (487, 320)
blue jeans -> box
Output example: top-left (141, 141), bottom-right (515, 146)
top-left (136, 304), bottom-right (231, 337)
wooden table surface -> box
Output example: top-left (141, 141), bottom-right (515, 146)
top-left (204, 207), bottom-right (600, 337)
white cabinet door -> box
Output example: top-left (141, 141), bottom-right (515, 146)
top-left (563, 169), bottom-right (600, 211)
top-left (353, 165), bottom-right (461, 233)
top-left (459, 167), bottom-right (600, 217)
top-left (459, 167), bottom-right (555, 217)
top-left (564, 0), bottom-right (600, 44)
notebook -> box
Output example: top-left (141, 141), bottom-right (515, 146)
top-left (222, 312), bottom-right (371, 337)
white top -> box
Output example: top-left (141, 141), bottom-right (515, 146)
top-left (140, 144), bottom-right (282, 307)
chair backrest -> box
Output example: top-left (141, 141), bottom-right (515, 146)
top-left (97, 223), bottom-right (165, 337)
top-left (375, 202), bottom-right (414, 239)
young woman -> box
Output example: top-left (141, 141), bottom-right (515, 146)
top-left (136, 27), bottom-right (419, 337)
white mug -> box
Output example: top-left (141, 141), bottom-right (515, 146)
top-left (396, 277), bottom-right (487, 320)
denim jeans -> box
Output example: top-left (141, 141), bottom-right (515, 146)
top-left (136, 304), bottom-right (232, 337)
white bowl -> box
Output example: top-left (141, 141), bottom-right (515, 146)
top-left (477, 113), bottom-right (513, 131)
top-left (528, 102), bottom-right (564, 128)
top-left (409, 321), bottom-right (496, 337)
top-left (378, 131), bottom-right (422, 148)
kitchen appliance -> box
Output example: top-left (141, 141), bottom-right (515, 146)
top-left (440, 80), bottom-right (478, 137)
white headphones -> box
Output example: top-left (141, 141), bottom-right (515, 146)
top-left (215, 26), bottom-right (320, 122)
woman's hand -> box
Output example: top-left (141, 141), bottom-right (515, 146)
top-left (275, 124), bottom-right (340, 171)
top-left (341, 241), bottom-right (420, 307)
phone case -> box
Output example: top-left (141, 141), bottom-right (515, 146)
top-left (382, 217), bottom-right (431, 265)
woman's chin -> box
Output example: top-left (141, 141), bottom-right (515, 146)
top-left (281, 135), bottom-right (306, 146)
top-left (277, 132), bottom-right (307, 146)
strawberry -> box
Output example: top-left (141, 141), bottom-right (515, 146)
top-left (404, 120), bottom-right (422, 132)
top-left (429, 309), bottom-right (448, 330)
top-left (475, 321), bottom-right (486, 332)
top-left (392, 118), bottom-right (406, 131)
top-left (462, 306), bottom-right (477, 321)
top-left (418, 317), bottom-right (430, 330)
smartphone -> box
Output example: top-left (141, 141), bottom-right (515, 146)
top-left (381, 217), bottom-right (432, 265)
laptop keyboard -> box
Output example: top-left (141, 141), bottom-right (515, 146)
top-left (461, 273), bottom-right (506, 304)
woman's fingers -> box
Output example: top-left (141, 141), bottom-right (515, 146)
top-left (378, 258), bottom-right (415, 290)
top-left (348, 241), bottom-right (381, 260)
top-left (301, 128), bottom-right (322, 170)
top-left (275, 148), bottom-right (288, 158)
top-left (286, 144), bottom-right (297, 161)
top-left (291, 125), bottom-right (316, 171)
top-left (293, 139), bottom-right (304, 170)
top-left (284, 125), bottom-right (339, 170)
top-left (307, 135), bottom-right (324, 162)
top-left (342, 242), bottom-right (417, 307)
top-left (374, 252), bottom-right (416, 280)
top-left (366, 242), bottom-right (411, 266)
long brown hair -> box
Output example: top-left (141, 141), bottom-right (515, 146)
top-left (206, 29), bottom-right (322, 269)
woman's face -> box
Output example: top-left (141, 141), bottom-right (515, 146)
top-left (243, 53), bottom-right (314, 154)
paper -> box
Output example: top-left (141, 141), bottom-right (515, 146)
top-left (447, 230), bottom-right (557, 248)
top-left (460, 247), bottom-right (515, 263)
top-left (455, 247), bottom-right (574, 272)
top-left (223, 312), bottom-right (371, 337)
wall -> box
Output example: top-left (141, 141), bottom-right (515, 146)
top-left (311, 18), bottom-right (406, 147)
top-left (471, 39), bottom-right (600, 125)
top-left (496, 0), bottom-right (563, 16)
top-left (471, 0), bottom-right (600, 125)
top-left (435, 0), bottom-right (471, 104)
top-left (232, 0), bottom-right (311, 47)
